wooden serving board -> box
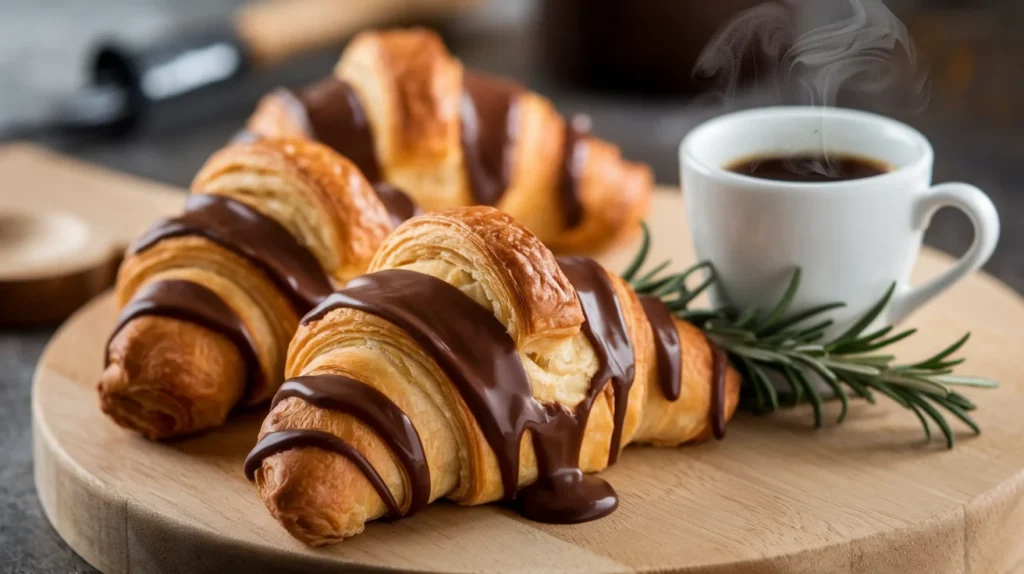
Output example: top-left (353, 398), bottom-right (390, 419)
top-left (0, 145), bottom-right (183, 325)
top-left (31, 161), bottom-right (1024, 572)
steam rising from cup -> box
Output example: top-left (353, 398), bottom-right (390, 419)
top-left (693, 0), bottom-right (930, 177)
top-left (694, 0), bottom-right (930, 113)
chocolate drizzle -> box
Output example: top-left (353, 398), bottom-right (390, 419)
top-left (131, 194), bottom-right (332, 313)
top-left (373, 182), bottom-right (420, 227)
top-left (244, 429), bottom-right (403, 517)
top-left (707, 336), bottom-right (729, 440)
top-left (557, 115), bottom-right (591, 230)
top-left (459, 72), bottom-right (523, 206)
top-left (639, 295), bottom-right (729, 440)
top-left (244, 374), bottom-right (430, 516)
top-left (557, 256), bottom-right (635, 464)
top-left (638, 296), bottom-right (683, 401)
top-left (269, 79), bottom-right (418, 226)
top-left (458, 72), bottom-right (590, 227)
top-left (515, 410), bottom-right (618, 524)
top-left (295, 78), bottom-right (382, 182)
top-left (302, 269), bottom-right (617, 524)
top-left (106, 280), bottom-right (262, 391)
top-left (245, 256), bottom-right (733, 525)
top-left (302, 269), bottom-right (533, 501)
top-left (258, 72), bottom-right (596, 228)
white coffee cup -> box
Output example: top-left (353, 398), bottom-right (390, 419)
top-left (681, 106), bottom-right (1000, 334)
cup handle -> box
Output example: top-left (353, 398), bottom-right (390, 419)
top-left (887, 183), bottom-right (1000, 324)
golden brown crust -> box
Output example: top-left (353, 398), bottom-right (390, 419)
top-left (243, 90), bottom-right (311, 140)
top-left (251, 206), bottom-right (740, 545)
top-left (112, 237), bottom-right (297, 404)
top-left (99, 138), bottom-right (394, 439)
top-left (255, 445), bottom-right (376, 545)
top-left (634, 319), bottom-right (742, 446)
top-left (267, 314), bottom-right (467, 543)
top-left (99, 316), bottom-right (246, 440)
top-left (341, 28), bottom-right (653, 252)
top-left (193, 138), bottom-right (394, 284)
top-left (493, 93), bottom-right (565, 245)
top-left (369, 206), bottom-right (583, 342)
top-left (546, 138), bottom-right (655, 254)
top-left (337, 28), bottom-right (467, 211)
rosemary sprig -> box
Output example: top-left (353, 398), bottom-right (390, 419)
top-left (623, 224), bottom-right (998, 448)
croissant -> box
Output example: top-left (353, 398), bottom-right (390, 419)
top-left (241, 27), bottom-right (653, 254)
top-left (244, 206), bottom-right (740, 545)
top-left (98, 138), bottom-right (403, 439)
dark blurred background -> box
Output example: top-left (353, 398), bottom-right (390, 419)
top-left (1, 0), bottom-right (1022, 570)
top-left (1, 0), bottom-right (1020, 286)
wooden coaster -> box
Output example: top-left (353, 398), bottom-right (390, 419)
top-left (33, 192), bottom-right (1024, 573)
top-left (0, 144), bottom-right (183, 326)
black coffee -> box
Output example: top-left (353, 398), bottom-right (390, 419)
top-left (728, 154), bottom-right (891, 183)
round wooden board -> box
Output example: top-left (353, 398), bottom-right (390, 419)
top-left (34, 192), bottom-right (1024, 574)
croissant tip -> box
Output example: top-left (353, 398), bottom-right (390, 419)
top-left (98, 363), bottom-right (184, 440)
top-left (256, 463), bottom-right (367, 545)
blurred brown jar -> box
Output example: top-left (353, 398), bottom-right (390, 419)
top-left (538, 0), bottom-right (775, 94)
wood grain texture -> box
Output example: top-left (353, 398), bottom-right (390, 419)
top-left (33, 191), bottom-right (1024, 573)
top-left (0, 144), bottom-right (183, 326)
top-left (235, 0), bottom-right (476, 67)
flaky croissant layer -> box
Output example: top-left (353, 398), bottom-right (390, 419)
top-left (243, 27), bottom-right (653, 254)
top-left (99, 138), bottom-right (400, 439)
top-left (246, 206), bottom-right (739, 545)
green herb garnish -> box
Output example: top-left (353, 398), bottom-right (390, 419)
top-left (623, 224), bottom-right (998, 448)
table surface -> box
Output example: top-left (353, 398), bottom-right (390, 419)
top-left (2, 1), bottom-right (1022, 572)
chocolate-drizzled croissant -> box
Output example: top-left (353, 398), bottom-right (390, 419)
top-left (242, 27), bottom-right (653, 254)
top-left (244, 206), bottom-right (739, 545)
top-left (98, 138), bottom-right (398, 439)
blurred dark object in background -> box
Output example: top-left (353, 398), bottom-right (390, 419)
top-left (907, 2), bottom-right (1024, 127)
top-left (0, 0), bottom-right (475, 146)
top-left (538, 0), bottom-right (779, 94)
top-left (536, 0), bottom-right (1024, 129)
